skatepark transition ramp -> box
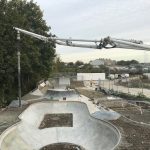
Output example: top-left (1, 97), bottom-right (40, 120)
top-left (0, 101), bottom-right (121, 150)
top-left (44, 89), bottom-right (79, 100)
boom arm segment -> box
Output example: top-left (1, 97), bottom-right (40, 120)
top-left (14, 27), bottom-right (150, 51)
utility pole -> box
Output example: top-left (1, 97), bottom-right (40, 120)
top-left (126, 77), bottom-right (129, 93)
top-left (103, 80), bottom-right (104, 88)
top-left (140, 77), bottom-right (143, 94)
top-left (109, 79), bottom-right (110, 90)
top-left (108, 67), bottom-right (110, 90)
top-left (17, 31), bottom-right (21, 107)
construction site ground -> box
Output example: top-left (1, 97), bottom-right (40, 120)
top-left (101, 79), bottom-right (150, 98)
top-left (0, 86), bottom-right (150, 150)
top-left (77, 88), bottom-right (150, 150)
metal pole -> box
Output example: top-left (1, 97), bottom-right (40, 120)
top-left (98, 79), bottom-right (101, 88)
top-left (114, 78), bottom-right (115, 91)
top-left (128, 81), bottom-right (130, 93)
top-left (17, 31), bottom-right (21, 107)
top-left (108, 68), bottom-right (110, 90)
top-left (127, 77), bottom-right (129, 93)
top-left (112, 80), bottom-right (114, 90)
top-left (141, 79), bottom-right (143, 94)
top-left (103, 80), bottom-right (104, 88)
top-left (117, 83), bottom-right (118, 93)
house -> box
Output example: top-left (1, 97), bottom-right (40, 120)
top-left (89, 59), bottom-right (105, 68)
top-left (77, 73), bottom-right (105, 81)
top-left (143, 73), bottom-right (150, 79)
top-left (89, 58), bottom-right (116, 68)
top-left (104, 59), bottom-right (116, 66)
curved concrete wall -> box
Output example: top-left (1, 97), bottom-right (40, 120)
top-left (44, 89), bottom-right (79, 100)
top-left (0, 101), bottom-right (121, 150)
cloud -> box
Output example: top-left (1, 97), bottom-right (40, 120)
top-left (57, 46), bottom-right (150, 63)
top-left (32, 0), bottom-right (150, 62)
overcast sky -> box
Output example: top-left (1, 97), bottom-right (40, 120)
top-left (33, 0), bottom-right (150, 63)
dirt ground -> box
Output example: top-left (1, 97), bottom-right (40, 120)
top-left (102, 80), bottom-right (150, 98)
top-left (112, 117), bottom-right (150, 150)
top-left (39, 113), bottom-right (73, 129)
top-left (113, 108), bottom-right (150, 124)
top-left (0, 87), bottom-right (150, 150)
top-left (77, 87), bottom-right (150, 150)
top-left (76, 88), bottom-right (105, 99)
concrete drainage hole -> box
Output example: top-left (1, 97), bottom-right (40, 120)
top-left (40, 143), bottom-right (86, 150)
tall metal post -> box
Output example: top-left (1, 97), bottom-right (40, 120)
top-left (17, 31), bottom-right (21, 107)
top-left (126, 77), bottom-right (129, 93)
top-left (140, 78), bottom-right (143, 94)
top-left (109, 79), bottom-right (110, 90)
top-left (108, 67), bottom-right (110, 90)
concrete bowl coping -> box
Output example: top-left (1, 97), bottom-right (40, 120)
top-left (0, 101), bottom-right (121, 150)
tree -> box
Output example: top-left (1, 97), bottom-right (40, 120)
top-left (117, 60), bottom-right (139, 66)
top-left (0, 0), bottom-right (55, 106)
top-left (75, 61), bottom-right (84, 66)
top-left (52, 56), bottom-right (65, 73)
top-left (67, 62), bottom-right (74, 67)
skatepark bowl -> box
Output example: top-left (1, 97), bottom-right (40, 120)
top-left (44, 89), bottom-right (79, 100)
top-left (0, 101), bottom-right (121, 150)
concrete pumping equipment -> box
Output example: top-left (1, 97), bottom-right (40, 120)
top-left (14, 27), bottom-right (150, 107)
top-left (14, 27), bottom-right (150, 51)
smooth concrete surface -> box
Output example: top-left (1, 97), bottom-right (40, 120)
top-left (44, 89), bottom-right (121, 120)
top-left (92, 109), bottom-right (121, 120)
top-left (49, 77), bottom-right (70, 89)
top-left (25, 87), bottom-right (121, 120)
top-left (1, 127), bottom-right (32, 150)
top-left (44, 89), bottom-right (79, 100)
top-left (0, 101), bottom-right (121, 150)
top-left (59, 77), bottom-right (70, 86)
top-left (30, 89), bottom-right (43, 96)
top-left (8, 100), bottom-right (28, 108)
top-left (72, 95), bottom-right (121, 120)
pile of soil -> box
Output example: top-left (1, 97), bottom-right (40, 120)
top-left (39, 113), bottom-right (73, 129)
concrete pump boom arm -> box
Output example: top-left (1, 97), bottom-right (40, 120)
top-left (14, 27), bottom-right (150, 51)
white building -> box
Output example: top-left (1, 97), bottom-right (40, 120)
top-left (77, 73), bottom-right (105, 81)
top-left (143, 73), bottom-right (150, 79)
top-left (89, 59), bottom-right (116, 68)
top-left (59, 77), bottom-right (70, 86)
top-left (89, 59), bottom-right (105, 68)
